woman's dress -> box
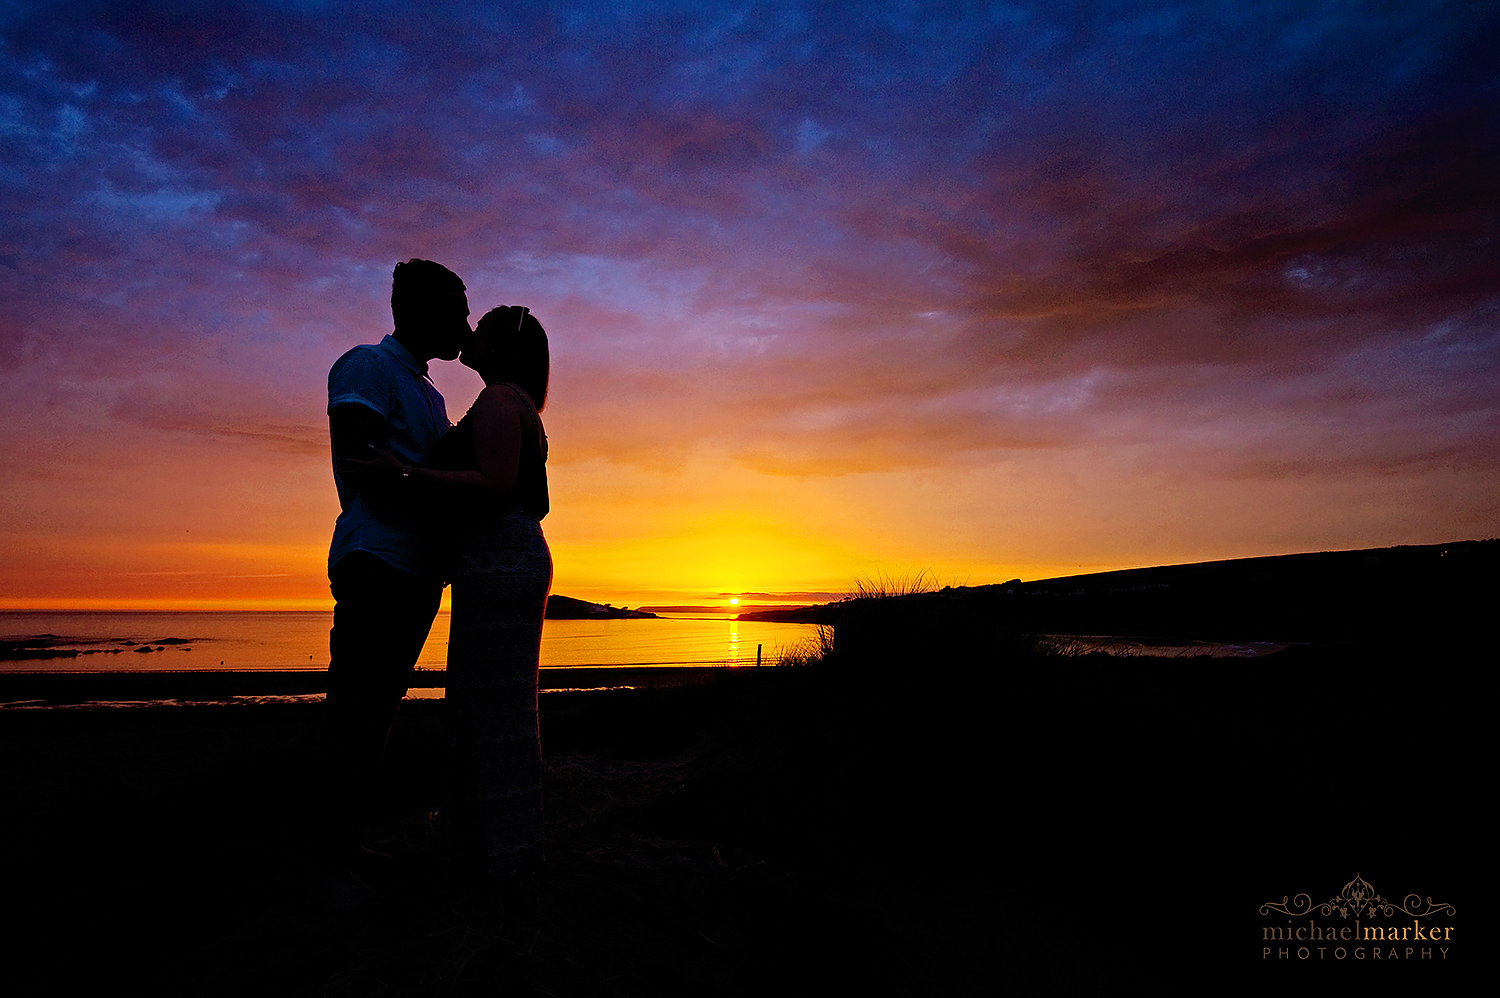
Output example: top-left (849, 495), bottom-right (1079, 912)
top-left (427, 383), bottom-right (551, 876)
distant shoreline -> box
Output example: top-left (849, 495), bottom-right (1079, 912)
top-left (10, 537), bottom-right (1489, 620)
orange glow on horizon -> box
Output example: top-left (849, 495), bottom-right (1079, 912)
top-left (5, 461), bottom-right (1473, 612)
top-left (0, 529), bottom-right (1279, 612)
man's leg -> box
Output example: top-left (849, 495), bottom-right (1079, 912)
top-left (322, 551), bottom-right (442, 857)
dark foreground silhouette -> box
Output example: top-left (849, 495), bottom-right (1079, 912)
top-left (3, 597), bottom-right (1481, 995)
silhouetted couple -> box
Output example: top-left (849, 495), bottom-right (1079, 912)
top-left (323, 259), bottom-right (551, 886)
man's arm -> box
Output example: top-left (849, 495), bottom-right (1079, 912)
top-left (329, 402), bottom-right (390, 466)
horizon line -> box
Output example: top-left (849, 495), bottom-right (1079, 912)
top-left (3, 538), bottom-right (1485, 614)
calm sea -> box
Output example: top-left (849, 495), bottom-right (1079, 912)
top-left (0, 610), bottom-right (820, 678)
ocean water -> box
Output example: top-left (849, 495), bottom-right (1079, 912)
top-left (0, 610), bottom-right (820, 674)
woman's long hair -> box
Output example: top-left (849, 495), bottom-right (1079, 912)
top-left (477, 306), bottom-right (549, 411)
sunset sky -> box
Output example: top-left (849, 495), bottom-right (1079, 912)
top-left (3, 2), bottom-right (1497, 610)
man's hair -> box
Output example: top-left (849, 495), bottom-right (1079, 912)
top-left (391, 259), bottom-right (465, 327)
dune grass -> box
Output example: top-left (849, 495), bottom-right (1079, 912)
top-left (844, 568), bottom-right (941, 600)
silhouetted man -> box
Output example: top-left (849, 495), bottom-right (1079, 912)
top-left (322, 258), bottom-right (470, 874)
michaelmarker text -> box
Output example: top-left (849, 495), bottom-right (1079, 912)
top-left (1261, 919), bottom-right (1453, 960)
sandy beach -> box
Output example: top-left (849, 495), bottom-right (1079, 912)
top-left (3, 666), bottom-right (1006, 996)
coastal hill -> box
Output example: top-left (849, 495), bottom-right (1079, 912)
top-left (544, 595), bottom-right (659, 619)
top-left (737, 538), bottom-right (1497, 645)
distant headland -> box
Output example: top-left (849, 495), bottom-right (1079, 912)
top-left (544, 595), bottom-right (659, 620)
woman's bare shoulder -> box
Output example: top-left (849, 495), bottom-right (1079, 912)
top-left (471, 383), bottom-right (528, 425)
top-left (474, 383), bottom-right (529, 407)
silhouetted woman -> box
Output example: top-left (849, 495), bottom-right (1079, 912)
top-left (350, 304), bottom-right (552, 877)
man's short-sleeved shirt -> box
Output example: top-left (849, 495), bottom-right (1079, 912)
top-left (327, 334), bottom-right (451, 581)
